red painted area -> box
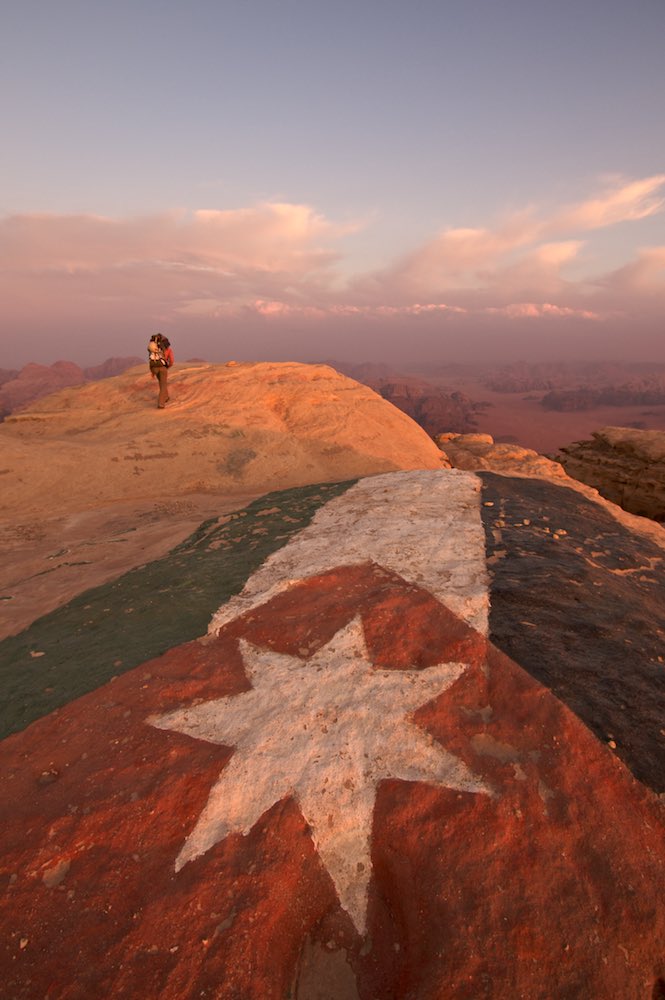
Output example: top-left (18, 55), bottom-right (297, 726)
top-left (366, 644), bottom-right (665, 998)
top-left (1, 563), bottom-right (664, 998)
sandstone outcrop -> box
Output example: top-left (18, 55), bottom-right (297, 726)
top-left (372, 378), bottom-right (481, 435)
top-left (558, 425), bottom-right (665, 522)
top-left (0, 362), bottom-right (445, 522)
top-left (2, 365), bottom-right (664, 997)
top-left (1, 469), bottom-right (664, 999)
top-left (436, 431), bottom-right (568, 480)
top-left (436, 432), bottom-right (665, 550)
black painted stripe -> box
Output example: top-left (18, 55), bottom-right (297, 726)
top-left (478, 472), bottom-right (665, 794)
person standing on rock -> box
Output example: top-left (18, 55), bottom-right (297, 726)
top-left (148, 334), bottom-right (174, 409)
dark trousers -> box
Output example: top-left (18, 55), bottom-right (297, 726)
top-left (156, 367), bottom-right (169, 407)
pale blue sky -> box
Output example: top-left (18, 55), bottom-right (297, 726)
top-left (1, 0), bottom-right (664, 365)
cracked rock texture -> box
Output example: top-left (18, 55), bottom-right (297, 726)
top-left (558, 426), bottom-right (665, 522)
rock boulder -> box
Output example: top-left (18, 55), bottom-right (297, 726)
top-left (436, 431), bottom-right (568, 480)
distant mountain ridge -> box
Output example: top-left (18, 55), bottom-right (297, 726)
top-left (542, 381), bottom-right (665, 411)
top-left (0, 356), bottom-right (143, 419)
top-left (326, 359), bottom-right (484, 436)
top-left (0, 368), bottom-right (19, 388)
top-left (483, 361), bottom-right (665, 408)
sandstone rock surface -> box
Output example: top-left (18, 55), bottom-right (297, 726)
top-left (0, 361), bottom-right (445, 521)
top-left (436, 431), bottom-right (568, 480)
top-left (558, 425), bottom-right (665, 522)
top-left (2, 366), bottom-right (664, 999)
top-left (0, 363), bottom-right (445, 637)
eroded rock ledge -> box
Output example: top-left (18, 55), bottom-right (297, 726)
top-left (557, 426), bottom-right (665, 523)
top-left (435, 431), bottom-right (567, 481)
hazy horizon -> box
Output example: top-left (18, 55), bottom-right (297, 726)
top-left (2, 309), bottom-right (665, 371)
top-left (4, 340), bottom-right (665, 374)
top-left (2, 1), bottom-right (664, 370)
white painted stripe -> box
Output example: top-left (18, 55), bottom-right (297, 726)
top-left (209, 469), bottom-right (489, 636)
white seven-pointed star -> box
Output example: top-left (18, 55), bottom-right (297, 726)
top-left (149, 617), bottom-right (491, 933)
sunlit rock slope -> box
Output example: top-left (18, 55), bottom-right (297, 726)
top-left (0, 361), bottom-right (446, 520)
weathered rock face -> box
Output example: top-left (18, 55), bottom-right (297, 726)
top-left (1, 469), bottom-right (664, 999)
top-left (0, 361), bottom-right (446, 519)
top-left (436, 431), bottom-right (568, 481)
top-left (558, 425), bottom-right (665, 522)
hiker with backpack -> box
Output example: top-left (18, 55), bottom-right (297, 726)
top-left (148, 333), bottom-right (174, 409)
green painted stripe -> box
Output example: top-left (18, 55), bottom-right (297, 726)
top-left (0, 480), bottom-right (356, 740)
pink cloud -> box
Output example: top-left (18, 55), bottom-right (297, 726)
top-left (486, 303), bottom-right (601, 320)
top-left (1, 177), bottom-right (664, 366)
top-left (601, 246), bottom-right (665, 293)
top-left (552, 175), bottom-right (665, 232)
top-left (348, 176), bottom-right (665, 321)
top-left (0, 204), bottom-right (346, 278)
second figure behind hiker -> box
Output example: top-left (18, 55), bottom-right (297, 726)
top-left (148, 334), bottom-right (174, 408)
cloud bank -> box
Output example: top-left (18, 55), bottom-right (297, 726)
top-left (1, 176), bottom-right (664, 365)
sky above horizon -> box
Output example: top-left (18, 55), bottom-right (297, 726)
top-left (2, 0), bottom-right (664, 368)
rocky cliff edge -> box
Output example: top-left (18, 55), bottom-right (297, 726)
top-left (557, 426), bottom-right (665, 522)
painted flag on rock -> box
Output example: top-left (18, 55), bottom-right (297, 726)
top-left (1, 470), bottom-right (664, 999)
